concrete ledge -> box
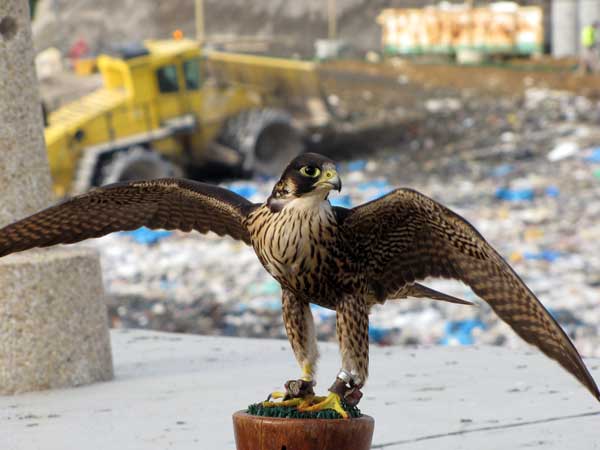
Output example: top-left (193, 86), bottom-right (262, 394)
top-left (0, 248), bottom-right (113, 394)
top-left (1, 329), bottom-right (598, 449)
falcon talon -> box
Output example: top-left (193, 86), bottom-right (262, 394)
top-left (266, 391), bottom-right (286, 402)
top-left (298, 392), bottom-right (349, 419)
top-left (0, 152), bottom-right (598, 415)
top-left (328, 376), bottom-right (364, 407)
top-left (283, 379), bottom-right (316, 399)
top-left (261, 397), bottom-right (304, 408)
top-left (343, 387), bottom-right (363, 407)
top-left (263, 379), bottom-right (316, 406)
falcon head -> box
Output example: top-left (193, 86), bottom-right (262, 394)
top-left (270, 153), bottom-right (341, 202)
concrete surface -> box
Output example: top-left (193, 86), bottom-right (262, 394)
top-left (0, 1), bottom-right (112, 393)
top-left (1, 329), bottom-right (598, 450)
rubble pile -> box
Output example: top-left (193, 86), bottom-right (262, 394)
top-left (82, 86), bottom-right (600, 356)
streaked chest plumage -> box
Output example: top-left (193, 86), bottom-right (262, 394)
top-left (246, 197), bottom-right (339, 299)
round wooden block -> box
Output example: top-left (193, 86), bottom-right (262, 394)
top-left (232, 411), bottom-right (375, 450)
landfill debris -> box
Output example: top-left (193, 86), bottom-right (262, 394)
top-left (79, 85), bottom-right (600, 357)
top-left (121, 227), bottom-right (172, 245)
top-left (495, 187), bottom-right (535, 202)
top-left (424, 98), bottom-right (462, 114)
top-left (522, 250), bottom-right (561, 263)
top-left (439, 319), bottom-right (486, 346)
top-left (35, 47), bottom-right (63, 81)
top-left (547, 142), bottom-right (579, 162)
top-left (584, 148), bottom-right (600, 164)
top-left (491, 164), bottom-right (513, 177)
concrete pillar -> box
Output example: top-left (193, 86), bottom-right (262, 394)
top-left (0, 0), bottom-right (113, 394)
top-left (552, 0), bottom-right (578, 57)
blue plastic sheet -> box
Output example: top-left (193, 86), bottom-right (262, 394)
top-left (523, 250), bottom-right (561, 262)
top-left (248, 279), bottom-right (281, 296)
top-left (495, 187), bottom-right (535, 201)
top-left (310, 304), bottom-right (336, 320)
top-left (228, 184), bottom-right (259, 199)
top-left (357, 180), bottom-right (393, 201)
top-left (357, 180), bottom-right (391, 191)
top-left (491, 164), bottom-right (513, 177)
top-left (368, 325), bottom-right (391, 344)
top-left (584, 148), bottom-right (600, 163)
top-left (346, 160), bottom-right (367, 172)
top-left (251, 297), bottom-right (282, 311)
top-left (439, 319), bottom-right (486, 346)
top-left (121, 227), bottom-right (172, 245)
top-left (545, 186), bottom-right (560, 197)
top-left (330, 194), bottom-right (352, 208)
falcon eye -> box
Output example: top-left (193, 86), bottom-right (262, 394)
top-left (299, 166), bottom-right (321, 178)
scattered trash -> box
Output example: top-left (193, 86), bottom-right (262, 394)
top-left (35, 47), bottom-right (63, 81)
top-left (491, 164), bottom-right (513, 177)
top-left (523, 250), bottom-right (561, 262)
top-left (79, 84), bottom-right (600, 356)
top-left (544, 186), bottom-right (560, 198)
top-left (547, 142), bottom-right (579, 162)
top-left (121, 227), bottom-right (172, 245)
top-left (440, 319), bottom-right (486, 346)
top-left (424, 98), bottom-right (462, 113)
top-left (495, 187), bottom-right (535, 202)
top-left (225, 183), bottom-right (262, 201)
top-left (584, 148), bottom-right (600, 164)
top-left (369, 325), bottom-right (393, 344)
top-left (330, 194), bottom-right (352, 208)
top-left (346, 160), bottom-right (367, 172)
top-left (357, 179), bottom-right (393, 201)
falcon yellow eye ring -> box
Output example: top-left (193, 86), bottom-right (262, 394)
top-left (299, 166), bottom-right (321, 178)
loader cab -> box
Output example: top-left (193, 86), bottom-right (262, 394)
top-left (144, 39), bottom-right (204, 122)
top-left (98, 39), bottom-right (204, 124)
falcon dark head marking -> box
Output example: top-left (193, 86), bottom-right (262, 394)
top-left (269, 153), bottom-right (341, 209)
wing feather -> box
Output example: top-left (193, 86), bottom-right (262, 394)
top-left (0, 178), bottom-right (256, 256)
top-left (391, 283), bottom-right (474, 306)
top-left (339, 188), bottom-right (600, 400)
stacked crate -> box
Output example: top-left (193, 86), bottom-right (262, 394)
top-left (377, 2), bottom-right (543, 56)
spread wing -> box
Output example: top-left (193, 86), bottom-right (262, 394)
top-left (337, 188), bottom-right (600, 400)
top-left (0, 178), bottom-right (257, 256)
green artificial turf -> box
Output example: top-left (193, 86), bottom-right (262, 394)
top-left (246, 401), bottom-right (362, 420)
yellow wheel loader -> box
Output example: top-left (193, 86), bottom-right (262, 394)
top-left (44, 38), bottom-right (327, 196)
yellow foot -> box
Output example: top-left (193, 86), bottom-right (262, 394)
top-left (261, 391), bottom-right (301, 408)
top-left (262, 396), bottom-right (305, 408)
top-left (266, 391), bottom-right (286, 401)
top-left (298, 392), bottom-right (349, 419)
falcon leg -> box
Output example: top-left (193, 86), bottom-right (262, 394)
top-left (263, 290), bottom-right (319, 407)
top-left (299, 297), bottom-right (369, 419)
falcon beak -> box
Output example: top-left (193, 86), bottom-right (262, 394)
top-left (315, 169), bottom-right (342, 192)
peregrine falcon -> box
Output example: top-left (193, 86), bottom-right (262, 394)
top-left (0, 153), bottom-right (598, 417)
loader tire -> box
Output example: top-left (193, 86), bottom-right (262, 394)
top-left (218, 109), bottom-right (303, 177)
top-left (99, 146), bottom-right (183, 185)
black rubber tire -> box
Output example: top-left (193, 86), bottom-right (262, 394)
top-left (99, 146), bottom-right (183, 185)
top-left (217, 108), bottom-right (304, 177)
